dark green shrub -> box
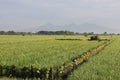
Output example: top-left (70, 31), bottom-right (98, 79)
top-left (90, 35), bottom-right (99, 40)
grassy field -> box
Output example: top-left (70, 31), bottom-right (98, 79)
top-left (0, 35), bottom-right (104, 68)
top-left (0, 35), bottom-right (114, 80)
top-left (68, 36), bottom-right (120, 80)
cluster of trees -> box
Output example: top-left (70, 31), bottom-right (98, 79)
top-left (0, 30), bottom-right (116, 36)
top-left (36, 31), bottom-right (75, 35)
top-left (0, 31), bottom-right (31, 35)
top-left (0, 31), bottom-right (77, 35)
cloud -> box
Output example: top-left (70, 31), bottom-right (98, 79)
top-left (0, 0), bottom-right (120, 32)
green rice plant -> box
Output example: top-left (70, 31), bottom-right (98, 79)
top-left (0, 35), bottom-right (104, 68)
top-left (0, 35), bottom-right (108, 79)
top-left (68, 36), bottom-right (120, 80)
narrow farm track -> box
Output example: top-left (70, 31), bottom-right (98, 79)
top-left (61, 40), bottom-right (112, 80)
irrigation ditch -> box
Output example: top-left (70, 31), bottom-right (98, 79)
top-left (0, 40), bottom-right (112, 80)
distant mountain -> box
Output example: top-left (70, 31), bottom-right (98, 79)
top-left (30, 23), bottom-right (112, 33)
top-left (72, 23), bottom-right (111, 32)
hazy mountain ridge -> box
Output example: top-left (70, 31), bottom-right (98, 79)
top-left (30, 23), bottom-right (112, 33)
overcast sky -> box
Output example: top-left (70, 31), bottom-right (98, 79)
top-left (0, 0), bottom-right (120, 32)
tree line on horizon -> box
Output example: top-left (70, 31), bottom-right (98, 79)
top-left (0, 30), bottom-right (116, 35)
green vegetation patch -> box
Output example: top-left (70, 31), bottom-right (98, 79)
top-left (0, 35), bottom-right (103, 68)
top-left (68, 36), bottom-right (120, 80)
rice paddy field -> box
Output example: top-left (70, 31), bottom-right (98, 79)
top-left (0, 35), bottom-right (119, 80)
top-left (68, 36), bottom-right (120, 80)
top-left (0, 35), bottom-right (104, 68)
